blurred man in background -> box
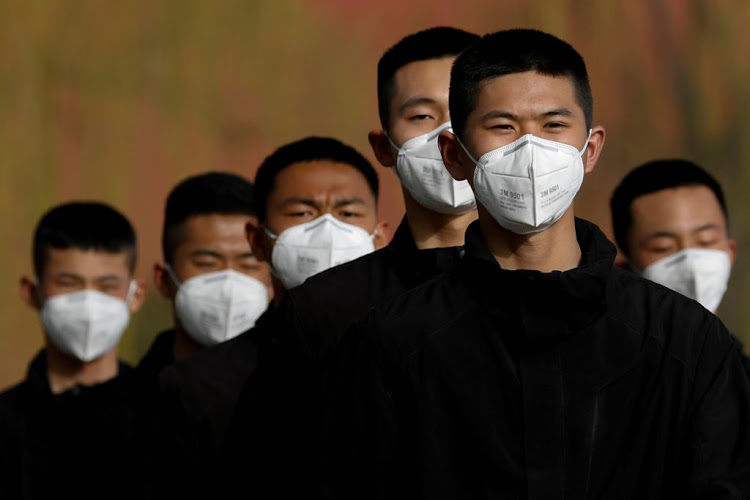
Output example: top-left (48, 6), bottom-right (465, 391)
top-left (0, 202), bottom-right (146, 500)
top-left (150, 137), bottom-right (386, 499)
top-left (138, 172), bottom-right (272, 377)
top-left (610, 159), bottom-right (736, 314)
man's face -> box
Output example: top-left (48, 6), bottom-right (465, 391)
top-left (459, 71), bottom-right (593, 177)
top-left (626, 185), bottom-right (735, 270)
top-left (169, 214), bottom-right (272, 289)
top-left (386, 57), bottom-right (454, 147)
top-left (262, 160), bottom-right (380, 238)
top-left (37, 248), bottom-right (133, 301)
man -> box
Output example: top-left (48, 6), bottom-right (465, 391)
top-left (221, 27), bottom-right (481, 498)
top-left (324, 29), bottom-right (750, 498)
top-left (0, 202), bottom-right (146, 500)
top-left (138, 172), bottom-right (273, 377)
top-left (610, 159), bottom-right (736, 313)
top-left (150, 136), bottom-right (387, 499)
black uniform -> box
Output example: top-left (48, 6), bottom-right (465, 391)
top-left (0, 351), bottom-right (141, 500)
top-left (147, 312), bottom-right (271, 499)
top-left (137, 329), bottom-right (176, 378)
top-left (221, 217), bottom-right (465, 497)
top-left (323, 219), bottom-right (750, 499)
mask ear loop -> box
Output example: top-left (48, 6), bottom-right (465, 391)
top-left (455, 135), bottom-right (480, 166)
top-left (125, 280), bottom-right (138, 305)
top-left (164, 264), bottom-right (182, 288)
top-left (579, 129), bottom-right (593, 156)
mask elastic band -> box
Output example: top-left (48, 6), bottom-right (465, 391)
top-left (165, 264), bottom-right (182, 287)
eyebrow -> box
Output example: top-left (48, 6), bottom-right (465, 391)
top-left (280, 197), bottom-right (319, 208)
top-left (334, 198), bottom-right (367, 207)
top-left (398, 96), bottom-right (439, 114)
top-left (189, 249), bottom-right (224, 259)
top-left (479, 108), bottom-right (575, 121)
top-left (94, 274), bottom-right (124, 283)
top-left (692, 223), bottom-right (722, 234)
top-left (54, 272), bottom-right (84, 282)
top-left (641, 231), bottom-right (677, 242)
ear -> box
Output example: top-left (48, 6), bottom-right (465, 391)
top-left (127, 279), bottom-right (147, 314)
top-left (153, 263), bottom-right (177, 300)
top-left (372, 220), bottom-right (390, 250)
top-left (728, 238), bottom-right (737, 267)
top-left (438, 130), bottom-right (471, 181)
top-left (614, 257), bottom-right (632, 271)
top-left (247, 220), bottom-right (271, 263)
top-left (368, 130), bottom-right (396, 168)
top-left (583, 125), bottom-right (606, 174)
top-left (20, 275), bottom-right (42, 310)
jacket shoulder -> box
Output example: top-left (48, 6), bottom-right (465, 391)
top-left (607, 267), bottom-right (731, 377)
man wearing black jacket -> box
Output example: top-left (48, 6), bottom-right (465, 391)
top-left (138, 172), bottom-right (272, 378)
top-left (149, 137), bottom-right (386, 499)
top-left (323, 29), bottom-right (750, 499)
top-left (0, 202), bottom-right (146, 500)
top-left (220, 27), bottom-right (481, 498)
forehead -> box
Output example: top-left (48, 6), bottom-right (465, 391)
top-left (43, 247), bottom-right (131, 278)
top-left (629, 185), bottom-right (727, 234)
top-left (390, 57), bottom-right (454, 104)
top-left (269, 160), bottom-right (376, 203)
top-left (179, 213), bottom-right (251, 245)
top-left (473, 71), bottom-right (583, 120)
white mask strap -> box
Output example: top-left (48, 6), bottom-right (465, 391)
top-left (262, 225), bottom-right (278, 241)
top-left (125, 280), bottom-right (138, 305)
top-left (165, 264), bottom-right (182, 287)
top-left (455, 136), bottom-right (480, 165)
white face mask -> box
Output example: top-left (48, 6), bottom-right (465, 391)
top-left (388, 122), bottom-right (476, 215)
top-left (640, 248), bottom-right (731, 313)
top-left (460, 131), bottom-right (591, 235)
top-left (265, 214), bottom-right (376, 289)
top-left (168, 267), bottom-right (270, 347)
top-left (40, 282), bottom-right (135, 362)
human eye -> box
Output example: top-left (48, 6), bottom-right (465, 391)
top-left (409, 114), bottom-right (434, 121)
top-left (544, 121), bottom-right (567, 129)
top-left (488, 122), bottom-right (515, 132)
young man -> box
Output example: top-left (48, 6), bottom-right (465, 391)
top-left (324, 29), bottom-right (750, 498)
top-left (221, 27), bottom-right (481, 498)
top-left (138, 172), bottom-right (273, 377)
top-left (610, 159), bottom-right (736, 313)
top-left (0, 202), bottom-right (146, 500)
top-left (149, 136), bottom-right (387, 499)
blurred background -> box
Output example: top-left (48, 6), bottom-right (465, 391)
top-left (1, 0), bottom-right (749, 389)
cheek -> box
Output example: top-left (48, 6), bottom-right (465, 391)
top-left (250, 265), bottom-right (273, 288)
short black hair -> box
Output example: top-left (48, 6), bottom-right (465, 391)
top-left (162, 172), bottom-right (255, 263)
top-left (253, 137), bottom-right (378, 222)
top-left (33, 202), bottom-right (137, 277)
top-left (377, 27), bottom-right (480, 130)
top-left (449, 28), bottom-right (593, 140)
top-left (610, 159), bottom-right (728, 257)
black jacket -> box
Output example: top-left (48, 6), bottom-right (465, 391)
top-left (323, 219), bottom-right (750, 499)
top-left (146, 311), bottom-right (271, 499)
top-left (137, 329), bottom-right (176, 379)
top-left (221, 217), bottom-right (465, 498)
top-left (0, 351), bottom-right (141, 500)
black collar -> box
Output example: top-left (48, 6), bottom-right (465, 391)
top-left (386, 216), bottom-right (464, 286)
top-left (460, 218), bottom-right (616, 338)
top-left (26, 349), bottom-right (132, 401)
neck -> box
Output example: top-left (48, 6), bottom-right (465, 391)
top-left (173, 322), bottom-right (203, 361)
top-left (402, 189), bottom-right (477, 250)
top-left (45, 344), bottom-right (119, 395)
top-left (270, 278), bottom-right (286, 307)
top-left (479, 207), bottom-right (581, 272)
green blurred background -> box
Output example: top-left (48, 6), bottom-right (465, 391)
top-left (1, 0), bottom-right (749, 390)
